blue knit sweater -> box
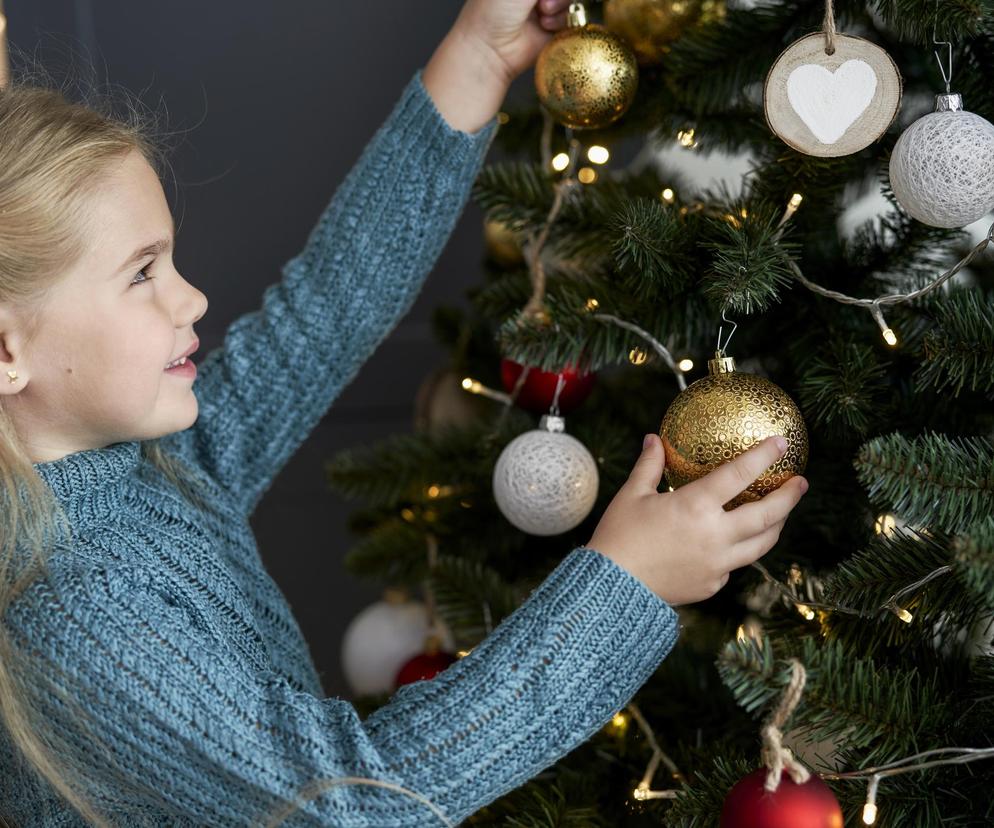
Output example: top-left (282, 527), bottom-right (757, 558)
top-left (2, 68), bottom-right (681, 826)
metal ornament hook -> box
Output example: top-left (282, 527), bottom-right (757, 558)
top-left (549, 372), bottom-right (567, 417)
top-left (716, 304), bottom-right (739, 357)
top-left (933, 0), bottom-right (953, 93)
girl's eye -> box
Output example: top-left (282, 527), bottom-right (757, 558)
top-left (130, 265), bottom-right (155, 287)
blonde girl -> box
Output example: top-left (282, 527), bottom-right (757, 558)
top-left (0, 0), bottom-right (808, 824)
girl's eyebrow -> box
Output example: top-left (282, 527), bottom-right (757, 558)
top-left (114, 215), bottom-right (177, 275)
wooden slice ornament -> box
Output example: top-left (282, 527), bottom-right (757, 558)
top-left (763, 2), bottom-right (902, 157)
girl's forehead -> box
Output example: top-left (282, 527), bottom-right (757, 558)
top-left (79, 153), bottom-right (173, 271)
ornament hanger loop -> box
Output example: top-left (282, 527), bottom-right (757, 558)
top-left (933, 0), bottom-right (953, 92)
top-left (716, 305), bottom-right (739, 357)
top-left (822, 0), bottom-right (837, 55)
top-left (549, 372), bottom-right (567, 417)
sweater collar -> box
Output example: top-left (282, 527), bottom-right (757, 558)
top-left (33, 440), bottom-right (142, 523)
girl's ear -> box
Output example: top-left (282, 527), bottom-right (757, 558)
top-left (0, 306), bottom-right (32, 392)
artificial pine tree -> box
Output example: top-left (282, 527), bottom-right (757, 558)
top-left (325, 1), bottom-right (994, 824)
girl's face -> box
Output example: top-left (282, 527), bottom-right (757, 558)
top-left (0, 149), bottom-right (209, 464)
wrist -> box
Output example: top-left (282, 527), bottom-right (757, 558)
top-left (423, 26), bottom-right (510, 135)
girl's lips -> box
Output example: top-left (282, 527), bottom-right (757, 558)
top-left (164, 358), bottom-right (197, 378)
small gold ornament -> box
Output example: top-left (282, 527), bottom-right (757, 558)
top-left (534, 2), bottom-right (639, 130)
top-left (483, 216), bottom-right (525, 266)
top-left (604, 0), bottom-right (726, 66)
top-left (659, 350), bottom-right (808, 509)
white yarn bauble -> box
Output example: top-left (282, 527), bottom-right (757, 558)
top-left (889, 94), bottom-right (994, 228)
top-left (341, 596), bottom-right (454, 696)
top-left (492, 415), bottom-right (599, 536)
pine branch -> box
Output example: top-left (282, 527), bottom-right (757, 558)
top-left (819, 527), bottom-right (990, 652)
top-left (952, 519), bottom-right (994, 612)
top-left (342, 520), bottom-right (433, 583)
top-left (428, 554), bottom-right (525, 645)
top-left (867, 0), bottom-right (993, 44)
top-left (915, 287), bottom-right (994, 399)
top-left (797, 338), bottom-right (893, 439)
top-left (853, 431), bottom-right (994, 533)
top-left (699, 206), bottom-right (798, 315)
top-left (609, 196), bottom-right (696, 298)
top-left (717, 636), bottom-right (955, 765)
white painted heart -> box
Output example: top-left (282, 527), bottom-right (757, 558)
top-left (786, 59), bottom-right (878, 144)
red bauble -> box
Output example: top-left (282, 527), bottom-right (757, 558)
top-left (500, 358), bottom-right (596, 416)
top-left (394, 650), bottom-right (457, 688)
top-left (720, 768), bottom-right (844, 828)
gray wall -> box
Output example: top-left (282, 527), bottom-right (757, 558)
top-left (9, 1), bottom-right (507, 699)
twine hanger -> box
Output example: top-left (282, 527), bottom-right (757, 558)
top-left (760, 658), bottom-right (812, 791)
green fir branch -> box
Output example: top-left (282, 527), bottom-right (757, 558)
top-left (915, 287), bottom-right (994, 398)
top-left (428, 554), bottom-right (525, 645)
top-left (853, 431), bottom-right (994, 533)
top-left (820, 527), bottom-right (988, 649)
top-left (717, 636), bottom-right (955, 765)
top-left (797, 338), bottom-right (892, 439)
top-left (699, 207), bottom-right (797, 315)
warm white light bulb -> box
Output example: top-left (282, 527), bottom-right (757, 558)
top-left (587, 145), bottom-right (609, 164)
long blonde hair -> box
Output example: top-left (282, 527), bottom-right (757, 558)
top-left (0, 55), bottom-right (454, 828)
top-left (0, 53), bottom-right (247, 827)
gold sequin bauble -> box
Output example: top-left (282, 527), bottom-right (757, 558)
top-left (604, 0), bottom-right (726, 66)
top-left (483, 216), bottom-right (525, 266)
top-left (659, 352), bottom-right (808, 509)
top-left (534, 3), bottom-right (638, 130)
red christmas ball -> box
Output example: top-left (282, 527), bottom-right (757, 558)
top-left (720, 768), bottom-right (844, 828)
top-left (394, 650), bottom-right (457, 688)
top-left (499, 358), bottom-right (596, 416)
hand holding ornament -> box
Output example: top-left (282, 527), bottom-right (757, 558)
top-left (586, 435), bottom-right (808, 607)
top-left (422, 0), bottom-right (573, 134)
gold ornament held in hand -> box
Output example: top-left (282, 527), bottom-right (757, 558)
top-left (534, 2), bottom-right (639, 130)
top-left (659, 351), bottom-right (808, 509)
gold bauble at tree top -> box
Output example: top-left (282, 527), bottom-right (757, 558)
top-left (659, 350), bottom-right (808, 509)
top-left (534, 2), bottom-right (639, 130)
top-left (604, 0), bottom-right (727, 66)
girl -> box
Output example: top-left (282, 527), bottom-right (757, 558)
top-left (0, 0), bottom-right (808, 825)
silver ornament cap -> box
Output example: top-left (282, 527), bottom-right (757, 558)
top-left (934, 93), bottom-right (964, 112)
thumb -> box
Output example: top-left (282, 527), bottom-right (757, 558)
top-left (626, 433), bottom-right (666, 494)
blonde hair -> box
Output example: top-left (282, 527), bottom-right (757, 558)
top-left (0, 53), bottom-right (452, 828)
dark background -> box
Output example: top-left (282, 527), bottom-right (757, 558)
top-left (8, 0), bottom-right (524, 699)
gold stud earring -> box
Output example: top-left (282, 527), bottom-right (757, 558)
top-left (7, 370), bottom-right (18, 383)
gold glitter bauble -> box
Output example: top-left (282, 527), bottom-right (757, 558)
top-left (534, 3), bottom-right (638, 130)
top-left (659, 351), bottom-right (808, 509)
top-left (483, 216), bottom-right (525, 266)
top-left (604, 0), bottom-right (727, 66)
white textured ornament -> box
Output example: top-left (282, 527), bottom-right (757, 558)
top-left (341, 595), bottom-right (454, 696)
top-left (492, 414), bottom-right (599, 536)
top-left (889, 93), bottom-right (994, 229)
top-left (786, 59), bottom-right (877, 144)
top-left (764, 32), bottom-right (901, 157)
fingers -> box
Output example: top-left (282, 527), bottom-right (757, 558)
top-left (624, 433), bottom-right (666, 494)
top-left (728, 475), bottom-right (808, 539)
top-left (687, 435), bottom-right (789, 507)
top-left (537, 0), bottom-right (570, 28)
top-left (724, 518), bottom-right (786, 571)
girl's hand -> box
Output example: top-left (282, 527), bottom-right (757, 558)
top-left (423, 0), bottom-right (572, 134)
top-left (452, 0), bottom-right (574, 87)
top-left (586, 435), bottom-right (809, 607)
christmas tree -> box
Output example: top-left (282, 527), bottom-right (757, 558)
top-left (326, 1), bottom-right (994, 825)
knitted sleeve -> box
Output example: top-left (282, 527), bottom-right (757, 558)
top-left (160, 67), bottom-right (498, 517)
top-left (9, 546), bottom-right (680, 827)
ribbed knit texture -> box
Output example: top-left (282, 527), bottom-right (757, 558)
top-left (1, 68), bottom-right (681, 827)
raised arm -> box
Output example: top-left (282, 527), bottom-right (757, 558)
top-left (159, 65), bottom-right (499, 517)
